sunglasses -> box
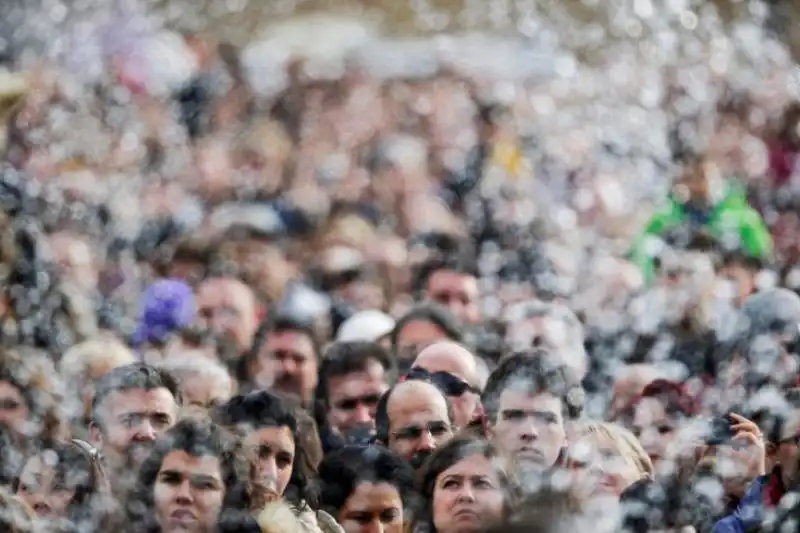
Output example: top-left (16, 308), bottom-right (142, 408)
top-left (405, 367), bottom-right (481, 397)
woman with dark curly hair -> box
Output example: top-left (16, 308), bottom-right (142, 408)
top-left (14, 439), bottom-right (111, 532)
top-left (414, 436), bottom-right (520, 533)
top-left (318, 445), bottom-right (419, 533)
top-left (125, 417), bottom-right (272, 533)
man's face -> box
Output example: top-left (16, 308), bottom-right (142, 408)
top-left (426, 269), bottom-right (480, 324)
top-left (327, 360), bottom-right (389, 439)
top-left (253, 330), bottom-right (318, 406)
top-left (196, 278), bottom-right (258, 352)
top-left (386, 382), bottom-right (453, 469)
top-left (92, 388), bottom-right (179, 470)
top-left (776, 411), bottom-right (800, 489)
top-left (395, 320), bottom-right (449, 371)
top-left (491, 390), bottom-right (566, 471)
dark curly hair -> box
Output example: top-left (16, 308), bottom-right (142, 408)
top-left (213, 390), bottom-right (319, 510)
top-left (318, 445), bottom-right (419, 520)
top-left (125, 418), bottom-right (269, 533)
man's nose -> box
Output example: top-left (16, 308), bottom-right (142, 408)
top-left (279, 358), bottom-right (298, 375)
top-left (352, 404), bottom-right (372, 424)
top-left (519, 419), bottom-right (539, 441)
top-left (417, 428), bottom-right (436, 449)
top-left (134, 419), bottom-right (157, 441)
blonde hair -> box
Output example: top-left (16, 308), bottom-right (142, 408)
top-left (59, 337), bottom-right (136, 422)
top-left (572, 421), bottom-right (654, 480)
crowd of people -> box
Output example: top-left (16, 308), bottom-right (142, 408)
top-left (4, 22), bottom-right (800, 533)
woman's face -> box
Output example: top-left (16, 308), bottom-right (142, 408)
top-left (631, 397), bottom-right (677, 465)
top-left (570, 434), bottom-right (641, 497)
top-left (16, 454), bottom-right (76, 518)
top-left (432, 453), bottom-right (506, 533)
top-left (0, 380), bottom-right (29, 436)
top-left (339, 481), bottom-right (404, 533)
top-left (153, 450), bottom-right (225, 533)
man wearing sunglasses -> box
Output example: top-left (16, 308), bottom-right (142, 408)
top-left (407, 341), bottom-right (483, 428)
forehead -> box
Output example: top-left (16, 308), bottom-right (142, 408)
top-left (159, 450), bottom-right (222, 477)
top-left (497, 389), bottom-right (562, 414)
top-left (0, 380), bottom-right (23, 400)
top-left (388, 383), bottom-right (448, 425)
top-left (344, 482), bottom-right (402, 511)
top-left (266, 330), bottom-right (314, 353)
top-left (632, 397), bottom-right (668, 425)
top-left (397, 320), bottom-right (446, 346)
top-left (428, 269), bottom-right (477, 289)
top-left (103, 387), bottom-right (177, 415)
top-left (440, 453), bottom-right (495, 478)
top-left (414, 350), bottom-right (474, 383)
top-left (197, 279), bottom-right (253, 307)
top-left (327, 362), bottom-right (388, 396)
top-left (245, 425), bottom-right (295, 454)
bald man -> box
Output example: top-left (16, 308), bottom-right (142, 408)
top-left (409, 341), bottom-right (483, 428)
top-left (376, 380), bottom-right (455, 469)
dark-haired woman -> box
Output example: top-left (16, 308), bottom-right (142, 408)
top-left (415, 436), bottom-right (519, 533)
top-left (318, 445), bottom-right (418, 533)
top-left (125, 418), bottom-right (271, 533)
top-left (14, 439), bottom-right (111, 532)
top-left (213, 391), bottom-right (343, 533)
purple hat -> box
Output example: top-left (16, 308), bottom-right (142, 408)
top-left (133, 279), bottom-right (196, 347)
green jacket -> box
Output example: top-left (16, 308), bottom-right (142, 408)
top-left (630, 183), bottom-right (773, 284)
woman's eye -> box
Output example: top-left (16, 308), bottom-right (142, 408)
top-left (442, 479), bottom-right (459, 489)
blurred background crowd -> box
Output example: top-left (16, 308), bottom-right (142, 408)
top-left (3, 0), bottom-right (800, 532)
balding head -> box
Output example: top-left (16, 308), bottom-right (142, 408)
top-left (411, 341), bottom-right (482, 428)
top-left (377, 379), bottom-right (454, 467)
top-left (413, 341), bottom-right (478, 387)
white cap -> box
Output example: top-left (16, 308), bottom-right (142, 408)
top-left (336, 310), bottom-right (395, 343)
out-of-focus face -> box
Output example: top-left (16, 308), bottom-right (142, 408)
top-left (569, 433), bottom-right (641, 497)
top-left (16, 454), bottom-right (76, 518)
top-left (394, 320), bottom-right (450, 371)
top-left (196, 278), bottom-right (258, 353)
top-left (252, 329), bottom-right (318, 406)
top-left (153, 450), bottom-right (225, 533)
top-left (327, 360), bottom-right (389, 438)
top-left (412, 344), bottom-right (482, 428)
top-left (0, 380), bottom-right (29, 437)
top-left (339, 481), bottom-right (404, 533)
top-left (432, 454), bottom-right (506, 533)
top-left (719, 263), bottom-right (756, 308)
top-left (631, 397), bottom-right (676, 466)
top-left (491, 390), bottom-right (566, 472)
top-left (243, 425), bottom-right (295, 497)
top-left (180, 372), bottom-right (233, 409)
top-left (386, 381), bottom-right (454, 469)
top-left (48, 232), bottom-right (98, 293)
top-left (92, 388), bottom-right (179, 470)
top-left (426, 269), bottom-right (481, 325)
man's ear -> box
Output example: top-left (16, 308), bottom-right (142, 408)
top-left (88, 421), bottom-right (103, 450)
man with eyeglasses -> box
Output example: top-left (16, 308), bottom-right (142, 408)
top-left (408, 341), bottom-right (483, 428)
top-left (375, 379), bottom-right (455, 469)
